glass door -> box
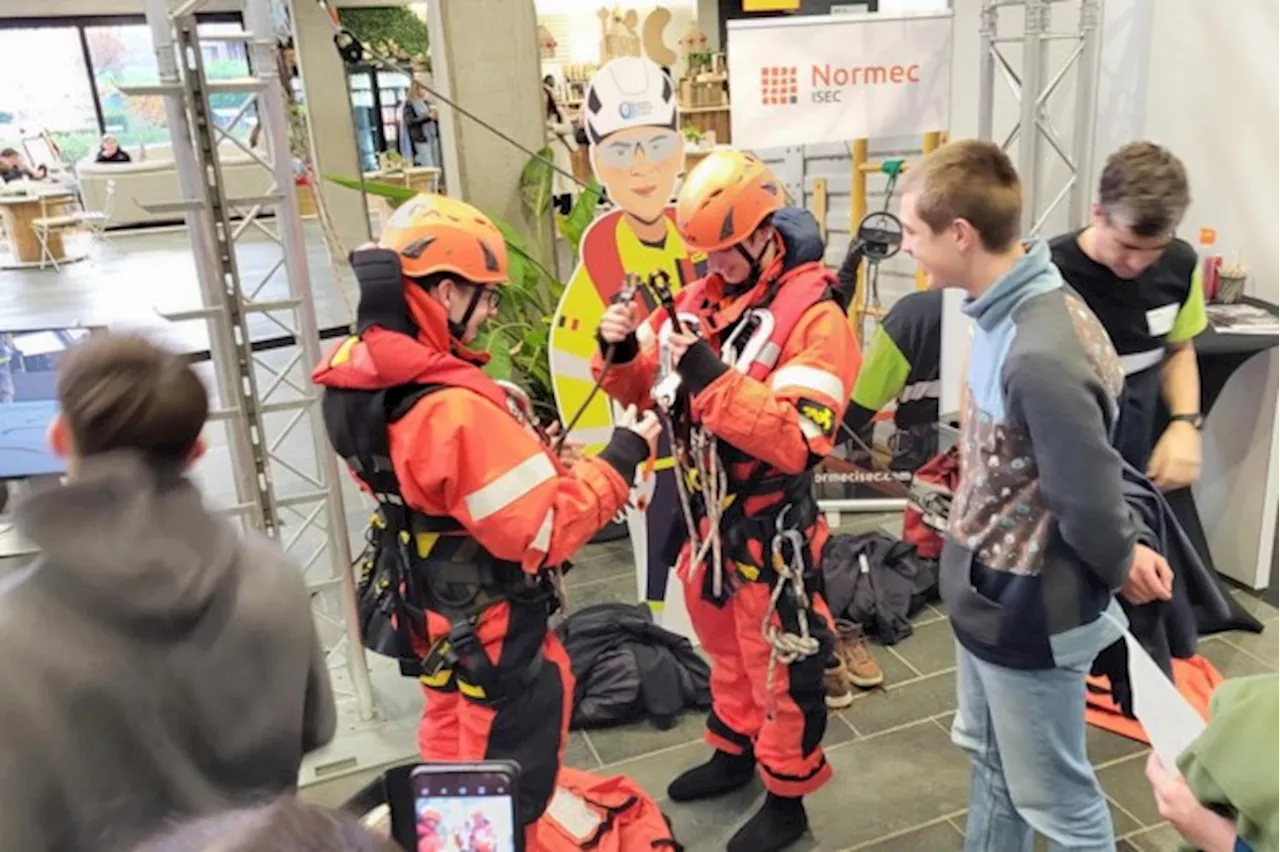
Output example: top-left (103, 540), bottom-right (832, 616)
top-left (347, 68), bottom-right (380, 172)
top-left (376, 69), bottom-right (411, 159)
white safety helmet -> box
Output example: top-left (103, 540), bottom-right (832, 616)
top-left (583, 56), bottom-right (678, 144)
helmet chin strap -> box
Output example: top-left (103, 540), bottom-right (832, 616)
top-left (448, 285), bottom-right (486, 342)
top-left (731, 234), bottom-right (771, 293)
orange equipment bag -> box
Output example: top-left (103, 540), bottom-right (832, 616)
top-left (1086, 655), bottom-right (1224, 743)
top-left (533, 767), bottom-right (682, 852)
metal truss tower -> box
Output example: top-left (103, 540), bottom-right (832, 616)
top-left (128, 0), bottom-right (374, 727)
top-left (978, 0), bottom-right (1103, 236)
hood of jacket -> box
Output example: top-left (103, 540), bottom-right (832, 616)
top-left (773, 206), bottom-right (826, 273)
top-left (311, 292), bottom-right (502, 402)
top-left (961, 240), bottom-right (1060, 332)
top-left (13, 451), bottom-right (240, 633)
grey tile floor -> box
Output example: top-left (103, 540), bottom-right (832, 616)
top-left (303, 514), bottom-right (1280, 852)
top-left (3, 228), bottom-right (1277, 851)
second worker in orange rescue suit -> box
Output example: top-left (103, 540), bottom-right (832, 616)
top-left (313, 194), bottom-right (660, 843)
top-left (594, 150), bottom-right (862, 852)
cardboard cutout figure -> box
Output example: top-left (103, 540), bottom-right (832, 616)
top-left (549, 56), bottom-right (704, 636)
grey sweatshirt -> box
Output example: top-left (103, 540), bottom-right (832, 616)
top-left (0, 452), bottom-right (336, 851)
top-left (940, 240), bottom-right (1136, 670)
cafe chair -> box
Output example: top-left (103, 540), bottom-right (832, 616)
top-left (75, 179), bottom-right (115, 256)
top-left (31, 194), bottom-right (82, 272)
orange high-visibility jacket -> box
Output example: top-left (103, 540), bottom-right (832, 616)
top-left (592, 257), bottom-right (861, 551)
top-left (313, 297), bottom-right (635, 575)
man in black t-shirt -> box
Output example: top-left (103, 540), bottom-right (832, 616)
top-left (1050, 142), bottom-right (1206, 489)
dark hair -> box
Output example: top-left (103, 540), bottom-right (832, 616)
top-left (56, 333), bottom-right (208, 466)
top-left (902, 138), bottom-right (1022, 252)
top-left (0, 148), bottom-right (18, 158)
top-left (1097, 141), bottom-right (1190, 237)
top-left (136, 798), bottom-right (397, 852)
top-left (543, 74), bottom-right (555, 87)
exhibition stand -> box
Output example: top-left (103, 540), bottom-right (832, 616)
top-left (1184, 300), bottom-right (1279, 590)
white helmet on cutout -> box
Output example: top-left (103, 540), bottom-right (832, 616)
top-left (583, 56), bottom-right (677, 144)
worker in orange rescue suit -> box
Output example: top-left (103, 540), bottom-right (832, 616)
top-left (312, 193), bottom-right (661, 841)
top-left (593, 150), bottom-right (862, 852)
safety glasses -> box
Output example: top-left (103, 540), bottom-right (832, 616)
top-left (595, 131), bottom-right (681, 171)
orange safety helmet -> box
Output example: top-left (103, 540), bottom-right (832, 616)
top-left (675, 149), bottom-right (785, 253)
top-left (380, 193), bottom-right (509, 286)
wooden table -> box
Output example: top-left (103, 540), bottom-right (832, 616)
top-left (0, 188), bottom-right (79, 269)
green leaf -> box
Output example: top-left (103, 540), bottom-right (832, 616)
top-left (477, 329), bottom-right (514, 381)
top-left (519, 147), bottom-right (555, 218)
top-left (322, 174), bottom-right (419, 209)
top-left (555, 177), bottom-right (603, 259)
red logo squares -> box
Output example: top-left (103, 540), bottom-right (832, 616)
top-left (759, 66), bottom-right (798, 107)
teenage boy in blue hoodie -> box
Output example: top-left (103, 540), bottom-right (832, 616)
top-left (897, 139), bottom-right (1174, 852)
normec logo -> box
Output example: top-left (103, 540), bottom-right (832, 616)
top-left (810, 63), bottom-right (922, 103)
top-left (760, 66), bottom-right (798, 106)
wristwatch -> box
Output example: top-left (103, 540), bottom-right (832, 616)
top-left (1169, 413), bottom-right (1205, 430)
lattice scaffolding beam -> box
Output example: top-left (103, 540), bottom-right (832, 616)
top-left (977, 0), bottom-right (1104, 236)
top-left (134, 0), bottom-right (374, 723)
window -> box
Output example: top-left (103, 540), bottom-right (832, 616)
top-left (85, 20), bottom-right (256, 155)
top-left (0, 27), bottom-right (100, 166)
top-left (84, 24), bottom-right (166, 154)
top-left (198, 21), bottom-right (257, 143)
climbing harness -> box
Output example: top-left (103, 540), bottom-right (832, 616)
top-left (761, 506), bottom-right (821, 721)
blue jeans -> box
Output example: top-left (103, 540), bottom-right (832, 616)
top-left (952, 642), bottom-right (1115, 852)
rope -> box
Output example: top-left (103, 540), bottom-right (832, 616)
top-left (761, 519), bottom-right (821, 721)
top-left (688, 428), bottom-right (726, 597)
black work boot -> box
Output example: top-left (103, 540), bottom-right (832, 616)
top-left (666, 749), bottom-right (756, 802)
top-left (727, 793), bottom-right (808, 852)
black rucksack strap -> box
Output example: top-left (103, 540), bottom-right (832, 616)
top-left (352, 247), bottom-right (417, 337)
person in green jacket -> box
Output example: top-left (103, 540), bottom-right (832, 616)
top-left (838, 289), bottom-right (943, 472)
top-left (1145, 674), bottom-right (1279, 852)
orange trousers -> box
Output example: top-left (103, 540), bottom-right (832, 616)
top-left (418, 598), bottom-right (572, 838)
top-left (681, 554), bottom-right (835, 797)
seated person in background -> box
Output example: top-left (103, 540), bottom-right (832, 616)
top-left (1049, 142), bottom-right (1206, 490)
top-left (137, 797), bottom-right (396, 852)
top-left (838, 287), bottom-right (944, 472)
top-left (1145, 673), bottom-right (1279, 852)
top-left (95, 133), bottom-right (132, 163)
top-left (0, 147), bottom-right (47, 183)
top-left (0, 333), bottom-right (336, 852)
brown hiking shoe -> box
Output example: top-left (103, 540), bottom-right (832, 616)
top-left (823, 657), bottom-right (855, 709)
top-left (836, 620), bottom-right (885, 689)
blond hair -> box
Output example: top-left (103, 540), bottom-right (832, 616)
top-left (903, 139), bottom-right (1022, 252)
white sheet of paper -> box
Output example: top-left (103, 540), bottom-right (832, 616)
top-left (1124, 628), bottom-right (1207, 768)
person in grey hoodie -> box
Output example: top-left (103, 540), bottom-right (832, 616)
top-left (0, 333), bottom-right (336, 852)
top-left (896, 140), bottom-right (1174, 852)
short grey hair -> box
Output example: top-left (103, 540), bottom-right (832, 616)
top-left (1097, 141), bottom-right (1190, 238)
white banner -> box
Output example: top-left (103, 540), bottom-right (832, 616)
top-left (727, 12), bottom-right (953, 150)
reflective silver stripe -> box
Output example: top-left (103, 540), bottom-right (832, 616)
top-left (771, 364), bottom-right (845, 400)
top-left (753, 341), bottom-right (783, 372)
top-left (799, 416), bottom-right (824, 439)
top-left (899, 378), bottom-right (942, 403)
top-left (464, 453), bottom-right (556, 522)
top-left (531, 508), bottom-right (554, 553)
top-left (1119, 348), bottom-right (1164, 376)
